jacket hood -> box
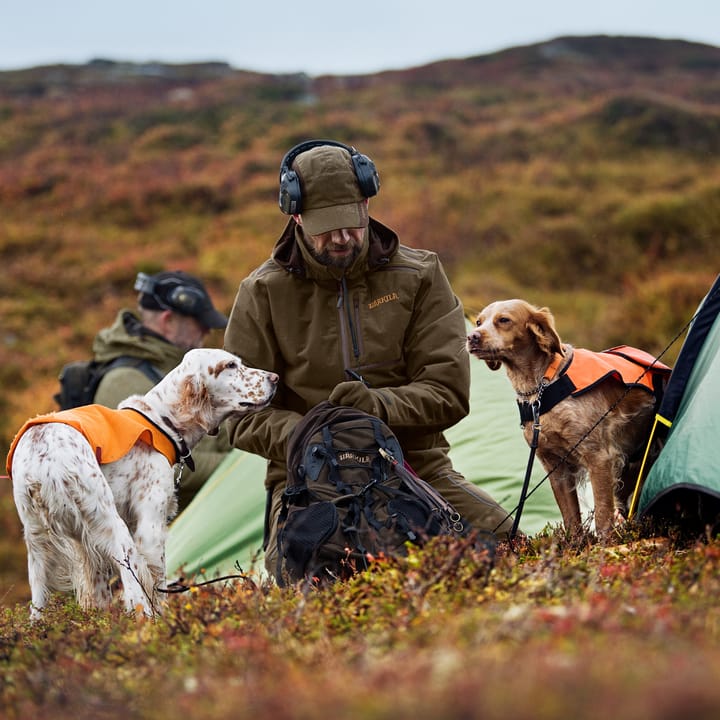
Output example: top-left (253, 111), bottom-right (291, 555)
top-left (92, 309), bottom-right (184, 373)
top-left (271, 216), bottom-right (399, 279)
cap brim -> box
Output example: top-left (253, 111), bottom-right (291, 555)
top-left (300, 201), bottom-right (368, 236)
top-left (197, 308), bottom-right (228, 330)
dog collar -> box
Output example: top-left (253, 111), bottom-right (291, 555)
top-left (122, 408), bottom-right (195, 472)
top-left (515, 351), bottom-right (568, 401)
top-left (160, 415), bottom-right (196, 472)
top-left (543, 350), bottom-right (570, 383)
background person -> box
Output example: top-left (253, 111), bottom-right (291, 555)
top-left (92, 270), bottom-right (232, 513)
top-left (223, 139), bottom-right (514, 578)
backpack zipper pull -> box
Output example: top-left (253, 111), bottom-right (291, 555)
top-left (378, 447), bottom-right (398, 466)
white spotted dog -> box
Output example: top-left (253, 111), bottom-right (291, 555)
top-left (8, 348), bottom-right (278, 619)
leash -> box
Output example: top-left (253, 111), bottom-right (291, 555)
top-left (158, 560), bottom-right (257, 594)
top-left (509, 387), bottom-right (544, 541)
top-left (157, 573), bottom-right (253, 594)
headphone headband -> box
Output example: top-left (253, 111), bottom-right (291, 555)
top-left (278, 139), bottom-right (357, 181)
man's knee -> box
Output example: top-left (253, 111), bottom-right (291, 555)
top-left (430, 472), bottom-right (514, 539)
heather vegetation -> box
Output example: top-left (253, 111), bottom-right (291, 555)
top-left (1, 36), bottom-right (720, 718)
top-left (2, 530), bottom-right (720, 719)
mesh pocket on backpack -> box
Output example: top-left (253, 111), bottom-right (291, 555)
top-left (279, 501), bottom-right (339, 578)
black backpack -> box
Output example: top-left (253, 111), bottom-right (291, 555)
top-left (275, 401), bottom-right (472, 585)
top-left (53, 357), bottom-right (163, 410)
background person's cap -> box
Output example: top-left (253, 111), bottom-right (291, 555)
top-left (135, 270), bottom-right (228, 329)
top-left (293, 146), bottom-right (369, 235)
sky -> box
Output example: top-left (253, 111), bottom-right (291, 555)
top-left (2, 1), bottom-right (719, 77)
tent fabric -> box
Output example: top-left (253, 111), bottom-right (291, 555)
top-left (166, 352), bottom-right (563, 580)
top-left (638, 276), bottom-right (720, 528)
top-left (656, 274), bottom-right (720, 424)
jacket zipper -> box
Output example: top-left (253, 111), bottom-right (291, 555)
top-left (338, 276), bottom-right (360, 360)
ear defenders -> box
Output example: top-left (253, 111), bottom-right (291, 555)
top-left (278, 139), bottom-right (380, 215)
top-left (134, 272), bottom-right (208, 316)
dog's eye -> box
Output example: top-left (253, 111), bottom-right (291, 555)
top-left (497, 316), bottom-right (511, 325)
top-left (225, 361), bottom-right (237, 370)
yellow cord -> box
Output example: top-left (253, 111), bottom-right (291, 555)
top-left (628, 414), bottom-right (673, 518)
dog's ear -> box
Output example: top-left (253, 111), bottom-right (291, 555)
top-left (177, 375), bottom-right (214, 432)
top-left (485, 360), bottom-right (502, 371)
top-left (527, 306), bottom-right (563, 356)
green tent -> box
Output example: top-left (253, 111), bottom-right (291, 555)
top-left (166, 351), bottom-right (562, 580)
top-left (635, 274), bottom-right (720, 532)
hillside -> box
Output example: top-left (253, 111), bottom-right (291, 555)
top-left (1, 34), bottom-right (720, 448)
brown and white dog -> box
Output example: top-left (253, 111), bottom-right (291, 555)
top-left (467, 299), bottom-right (667, 538)
top-left (8, 348), bottom-right (278, 618)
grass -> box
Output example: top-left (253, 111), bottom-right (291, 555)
top-left (2, 517), bottom-right (720, 719)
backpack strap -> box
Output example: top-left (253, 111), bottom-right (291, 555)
top-left (321, 425), bottom-right (356, 495)
top-left (103, 356), bottom-right (164, 385)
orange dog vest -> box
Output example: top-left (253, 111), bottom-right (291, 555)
top-left (517, 345), bottom-right (672, 424)
top-left (6, 405), bottom-right (180, 479)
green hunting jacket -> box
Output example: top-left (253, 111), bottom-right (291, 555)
top-left (224, 217), bottom-right (471, 492)
top-left (92, 310), bottom-right (232, 512)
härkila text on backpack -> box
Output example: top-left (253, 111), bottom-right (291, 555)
top-left (54, 357), bottom-right (163, 410)
top-left (275, 401), bottom-right (474, 585)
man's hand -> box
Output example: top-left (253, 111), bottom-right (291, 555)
top-left (328, 381), bottom-right (384, 417)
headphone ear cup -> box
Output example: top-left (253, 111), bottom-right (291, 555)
top-left (351, 153), bottom-right (380, 198)
top-left (167, 285), bottom-right (206, 314)
top-left (279, 169), bottom-right (303, 215)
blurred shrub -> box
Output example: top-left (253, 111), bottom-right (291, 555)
top-left (604, 271), bottom-right (717, 363)
top-left (597, 95), bottom-right (720, 155)
top-left (134, 124), bottom-right (207, 152)
top-left (612, 188), bottom-right (720, 261)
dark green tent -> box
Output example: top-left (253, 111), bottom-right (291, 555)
top-left (166, 354), bottom-right (563, 580)
top-left (634, 274), bottom-right (720, 533)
